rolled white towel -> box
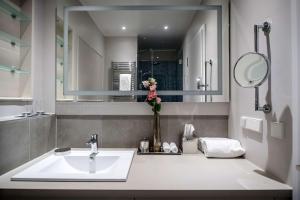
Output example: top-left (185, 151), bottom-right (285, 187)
top-left (199, 137), bottom-right (245, 158)
top-left (170, 142), bottom-right (178, 153)
top-left (198, 137), bottom-right (226, 152)
top-left (163, 142), bottom-right (171, 153)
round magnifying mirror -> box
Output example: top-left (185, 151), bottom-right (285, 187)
top-left (234, 52), bottom-right (269, 88)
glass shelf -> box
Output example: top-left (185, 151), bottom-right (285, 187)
top-left (0, 31), bottom-right (30, 47)
top-left (0, 64), bottom-right (30, 74)
top-left (57, 57), bottom-right (64, 66)
top-left (56, 77), bottom-right (63, 84)
top-left (56, 35), bottom-right (71, 49)
top-left (0, 0), bottom-right (31, 21)
top-left (56, 35), bottom-right (64, 48)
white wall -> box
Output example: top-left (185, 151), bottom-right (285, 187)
top-left (77, 37), bottom-right (104, 101)
top-left (229, 0), bottom-right (294, 186)
top-left (291, 0), bottom-right (300, 198)
top-left (104, 37), bottom-right (137, 91)
top-left (183, 11), bottom-right (216, 102)
top-left (182, 0), bottom-right (229, 102)
top-left (32, 0), bottom-right (56, 113)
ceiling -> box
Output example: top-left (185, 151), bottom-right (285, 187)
top-left (80, 0), bottom-right (202, 36)
top-left (80, 0), bottom-right (202, 6)
top-left (79, 0), bottom-right (203, 49)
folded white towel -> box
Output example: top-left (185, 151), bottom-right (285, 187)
top-left (170, 142), bottom-right (178, 153)
top-left (199, 137), bottom-right (245, 158)
top-left (163, 142), bottom-right (171, 153)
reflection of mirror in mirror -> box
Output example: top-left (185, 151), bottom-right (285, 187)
top-left (66, 9), bottom-right (219, 97)
top-left (234, 52), bottom-right (269, 88)
top-left (56, 17), bottom-right (74, 101)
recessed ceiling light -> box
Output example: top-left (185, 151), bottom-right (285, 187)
top-left (164, 25), bottom-right (169, 30)
top-left (122, 26), bottom-right (126, 30)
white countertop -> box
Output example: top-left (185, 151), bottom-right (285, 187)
top-left (0, 148), bottom-right (292, 198)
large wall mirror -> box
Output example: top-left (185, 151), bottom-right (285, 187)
top-left (56, 1), bottom-right (229, 102)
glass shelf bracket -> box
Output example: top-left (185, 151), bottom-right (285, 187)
top-left (0, 0), bottom-right (31, 21)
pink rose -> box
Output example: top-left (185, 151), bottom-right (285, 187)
top-left (147, 91), bottom-right (157, 100)
top-left (148, 78), bottom-right (156, 85)
top-left (142, 81), bottom-right (150, 88)
top-left (149, 84), bottom-right (157, 91)
top-left (156, 97), bottom-right (161, 104)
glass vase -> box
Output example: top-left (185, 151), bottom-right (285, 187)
top-left (153, 112), bottom-right (161, 152)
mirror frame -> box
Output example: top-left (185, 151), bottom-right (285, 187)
top-left (63, 5), bottom-right (223, 96)
top-left (233, 52), bottom-right (270, 88)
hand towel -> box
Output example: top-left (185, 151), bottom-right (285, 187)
top-left (170, 142), bottom-right (178, 153)
top-left (199, 137), bottom-right (245, 158)
top-left (163, 142), bottom-right (171, 153)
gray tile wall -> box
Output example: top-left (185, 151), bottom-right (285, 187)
top-left (0, 115), bottom-right (56, 175)
top-left (0, 114), bottom-right (227, 175)
top-left (30, 116), bottom-right (56, 159)
top-left (57, 115), bottom-right (228, 148)
top-left (0, 118), bottom-right (30, 175)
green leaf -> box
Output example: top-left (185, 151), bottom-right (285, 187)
top-left (155, 103), bottom-right (161, 112)
top-left (148, 99), bottom-right (155, 106)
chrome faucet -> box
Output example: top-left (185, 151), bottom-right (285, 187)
top-left (86, 134), bottom-right (98, 159)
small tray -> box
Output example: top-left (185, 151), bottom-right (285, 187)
top-left (137, 148), bottom-right (182, 155)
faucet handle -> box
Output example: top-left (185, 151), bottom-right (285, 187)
top-left (90, 134), bottom-right (98, 142)
top-left (86, 134), bottom-right (98, 145)
top-left (87, 133), bottom-right (99, 154)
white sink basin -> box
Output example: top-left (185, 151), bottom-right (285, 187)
top-left (11, 149), bottom-right (135, 182)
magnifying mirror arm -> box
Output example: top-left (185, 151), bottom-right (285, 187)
top-left (255, 86), bottom-right (272, 113)
top-left (254, 22), bottom-right (271, 60)
top-left (253, 22), bottom-right (272, 114)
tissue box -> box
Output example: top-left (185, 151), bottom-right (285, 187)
top-left (182, 138), bottom-right (199, 154)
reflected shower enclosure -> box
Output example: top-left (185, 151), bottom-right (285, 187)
top-left (137, 47), bottom-right (183, 102)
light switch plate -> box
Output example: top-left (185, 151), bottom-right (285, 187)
top-left (240, 116), bottom-right (263, 134)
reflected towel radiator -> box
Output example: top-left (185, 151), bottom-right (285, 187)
top-left (112, 62), bottom-right (136, 101)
